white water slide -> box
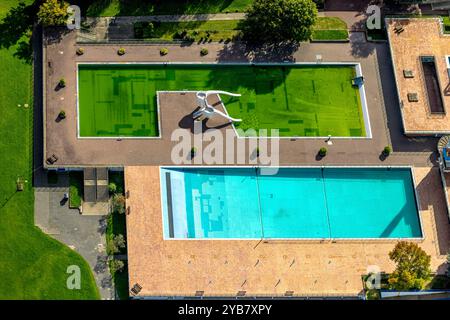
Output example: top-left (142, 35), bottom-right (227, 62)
top-left (193, 90), bottom-right (242, 122)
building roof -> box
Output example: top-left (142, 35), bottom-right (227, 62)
top-left (387, 18), bottom-right (450, 134)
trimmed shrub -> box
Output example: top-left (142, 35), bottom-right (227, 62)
top-left (319, 147), bottom-right (327, 157)
top-left (76, 47), bottom-right (84, 55)
top-left (112, 194), bottom-right (126, 214)
top-left (110, 259), bottom-right (125, 273)
top-left (113, 234), bottom-right (126, 250)
top-left (383, 145), bottom-right (391, 156)
top-left (160, 47), bottom-right (169, 56)
top-left (58, 78), bottom-right (66, 87)
top-left (200, 48), bottom-right (209, 56)
top-left (108, 182), bottom-right (117, 194)
top-left (58, 110), bottom-right (66, 119)
top-left (117, 48), bottom-right (126, 55)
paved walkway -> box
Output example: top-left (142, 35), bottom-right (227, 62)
top-left (79, 10), bottom-right (368, 42)
top-left (106, 13), bottom-right (245, 23)
top-left (34, 173), bottom-right (115, 300)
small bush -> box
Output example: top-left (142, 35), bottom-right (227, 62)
top-left (58, 110), bottom-right (66, 119)
top-left (110, 259), bottom-right (125, 273)
top-left (319, 147), bottom-right (327, 157)
top-left (117, 48), bottom-right (126, 55)
top-left (108, 182), bottom-right (117, 194)
top-left (58, 78), bottom-right (66, 87)
top-left (200, 48), bottom-right (209, 56)
top-left (112, 194), bottom-right (126, 214)
top-left (383, 145), bottom-right (391, 156)
top-left (76, 47), bottom-right (84, 55)
top-left (191, 147), bottom-right (197, 156)
top-left (160, 47), bottom-right (168, 56)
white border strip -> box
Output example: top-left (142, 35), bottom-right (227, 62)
top-left (158, 165), bottom-right (424, 242)
top-left (76, 62), bottom-right (372, 139)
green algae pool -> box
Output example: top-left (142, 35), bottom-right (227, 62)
top-left (77, 63), bottom-right (367, 138)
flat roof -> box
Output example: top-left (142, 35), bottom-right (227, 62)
top-left (125, 166), bottom-right (450, 297)
top-left (43, 30), bottom-right (407, 168)
top-left (387, 18), bottom-right (450, 135)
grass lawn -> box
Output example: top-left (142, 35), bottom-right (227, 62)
top-left (0, 1), bottom-right (99, 300)
top-left (73, 0), bottom-right (252, 17)
top-left (69, 171), bottom-right (83, 208)
top-left (311, 17), bottom-right (348, 41)
top-left (134, 20), bottom-right (241, 42)
top-left (78, 64), bottom-right (365, 137)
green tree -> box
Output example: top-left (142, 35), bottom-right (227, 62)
top-left (242, 0), bottom-right (318, 43)
top-left (38, 0), bottom-right (70, 26)
top-left (388, 241), bottom-right (431, 290)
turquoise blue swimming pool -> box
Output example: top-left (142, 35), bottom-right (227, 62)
top-left (160, 167), bottom-right (422, 239)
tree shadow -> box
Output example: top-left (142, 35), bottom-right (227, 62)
top-left (374, 43), bottom-right (439, 155)
top-left (324, 0), bottom-right (373, 12)
top-left (415, 168), bottom-right (450, 255)
top-left (43, 27), bottom-right (72, 46)
top-left (0, 2), bottom-right (37, 49)
top-left (72, 0), bottom-right (239, 16)
top-left (0, 1), bottom-right (39, 63)
top-left (350, 32), bottom-right (375, 58)
top-left (217, 38), bottom-right (299, 62)
top-left (13, 35), bottom-right (33, 64)
top-left (209, 41), bottom-right (298, 98)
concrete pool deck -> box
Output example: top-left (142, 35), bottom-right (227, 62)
top-left (125, 166), bottom-right (450, 297)
top-left (43, 29), bottom-right (418, 168)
